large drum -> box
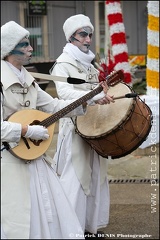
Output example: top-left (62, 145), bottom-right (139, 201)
top-left (75, 83), bottom-right (152, 159)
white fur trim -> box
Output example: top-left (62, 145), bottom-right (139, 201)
top-left (1, 21), bottom-right (30, 59)
top-left (63, 14), bottom-right (94, 41)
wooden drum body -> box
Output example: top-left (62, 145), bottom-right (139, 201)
top-left (75, 83), bottom-right (152, 159)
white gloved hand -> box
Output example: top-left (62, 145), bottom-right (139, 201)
top-left (87, 91), bottom-right (106, 105)
top-left (24, 125), bottom-right (49, 140)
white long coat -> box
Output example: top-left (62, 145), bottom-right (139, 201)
top-left (1, 60), bottom-right (85, 239)
top-left (51, 52), bottom-right (110, 234)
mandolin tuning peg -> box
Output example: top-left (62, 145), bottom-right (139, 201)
top-left (110, 71), bottom-right (114, 75)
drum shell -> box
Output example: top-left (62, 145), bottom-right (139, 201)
top-left (76, 84), bottom-right (152, 159)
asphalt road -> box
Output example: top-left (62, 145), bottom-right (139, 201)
top-left (100, 183), bottom-right (159, 239)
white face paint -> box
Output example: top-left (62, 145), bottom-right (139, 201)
top-left (71, 27), bottom-right (93, 53)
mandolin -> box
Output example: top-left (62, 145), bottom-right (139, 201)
top-left (7, 70), bottom-right (124, 160)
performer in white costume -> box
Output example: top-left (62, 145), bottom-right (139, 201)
top-left (1, 21), bottom-right (109, 239)
top-left (50, 14), bottom-right (115, 236)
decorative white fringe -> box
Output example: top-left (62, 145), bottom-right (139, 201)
top-left (147, 1), bottom-right (159, 17)
top-left (106, 2), bottom-right (122, 15)
top-left (112, 43), bottom-right (129, 55)
top-left (147, 29), bottom-right (159, 47)
top-left (147, 58), bottom-right (159, 72)
top-left (109, 23), bottom-right (125, 35)
top-left (147, 86), bottom-right (159, 97)
top-left (114, 62), bottom-right (131, 72)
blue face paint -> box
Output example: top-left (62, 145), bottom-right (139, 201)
top-left (10, 41), bottom-right (30, 56)
top-left (10, 49), bottom-right (24, 55)
top-left (15, 42), bottom-right (30, 48)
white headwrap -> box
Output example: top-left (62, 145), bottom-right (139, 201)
top-left (1, 21), bottom-right (30, 59)
top-left (63, 14), bottom-right (94, 42)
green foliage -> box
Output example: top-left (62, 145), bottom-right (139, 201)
top-left (132, 78), bottom-right (147, 95)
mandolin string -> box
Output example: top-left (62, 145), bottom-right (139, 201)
top-left (40, 70), bottom-right (124, 127)
top-left (40, 85), bottom-right (103, 127)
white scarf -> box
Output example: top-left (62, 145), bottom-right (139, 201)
top-left (6, 61), bottom-right (26, 86)
top-left (63, 43), bottom-right (95, 69)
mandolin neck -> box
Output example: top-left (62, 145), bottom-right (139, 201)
top-left (40, 70), bottom-right (124, 128)
top-left (40, 85), bottom-right (103, 127)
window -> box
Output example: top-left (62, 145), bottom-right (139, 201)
top-left (24, 8), bottom-right (43, 60)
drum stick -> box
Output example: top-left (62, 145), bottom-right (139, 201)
top-left (113, 93), bottom-right (137, 100)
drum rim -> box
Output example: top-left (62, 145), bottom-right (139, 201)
top-left (76, 100), bottom-right (136, 139)
top-left (76, 83), bottom-right (136, 138)
top-left (93, 112), bottom-right (153, 159)
top-left (76, 96), bottom-right (153, 159)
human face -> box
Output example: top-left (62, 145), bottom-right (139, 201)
top-left (72, 27), bottom-right (93, 53)
top-left (11, 38), bottom-right (33, 66)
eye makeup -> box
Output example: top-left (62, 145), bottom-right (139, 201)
top-left (77, 31), bottom-right (93, 39)
top-left (15, 41), bottom-right (30, 49)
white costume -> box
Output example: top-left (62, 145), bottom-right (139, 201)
top-left (51, 43), bottom-right (110, 234)
top-left (1, 21), bottom-right (85, 239)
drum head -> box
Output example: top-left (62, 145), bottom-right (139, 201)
top-left (76, 83), bottom-right (134, 137)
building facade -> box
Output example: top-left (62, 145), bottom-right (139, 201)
top-left (1, 1), bottom-right (147, 66)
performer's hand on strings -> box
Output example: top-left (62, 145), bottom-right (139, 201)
top-left (88, 81), bottom-right (115, 105)
top-left (22, 125), bottom-right (49, 140)
top-left (95, 81), bottom-right (115, 105)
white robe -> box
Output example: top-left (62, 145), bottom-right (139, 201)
top-left (1, 60), bottom-right (85, 239)
top-left (51, 50), bottom-right (110, 234)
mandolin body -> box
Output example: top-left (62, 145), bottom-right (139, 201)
top-left (8, 109), bottom-right (55, 160)
top-left (6, 70), bottom-right (123, 160)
